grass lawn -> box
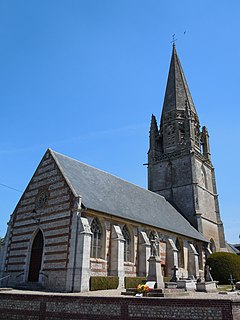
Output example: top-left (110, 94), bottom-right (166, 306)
top-left (217, 284), bottom-right (235, 291)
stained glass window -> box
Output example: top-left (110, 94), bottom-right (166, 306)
top-left (90, 218), bottom-right (102, 258)
top-left (122, 225), bottom-right (131, 262)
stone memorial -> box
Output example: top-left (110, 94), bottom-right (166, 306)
top-left (196, 265), bottom-right (218, 292)
top-left (146, 234), bottom-right (164, 289)
top-left (165, 265), bottom-right (178, 289)
top-left (236, 281), bottom-right (240, 290)
top-left (177, 279), bottom-right (196, 291)
top-left (228, 274), bottom-right (235, 292)
top-left (205, 265), bottom-right (213, 282)
top-left (170, 265), bottom-right (178, 282)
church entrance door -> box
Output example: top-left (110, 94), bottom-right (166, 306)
top-left (28, 230), bottom-right (44, 282)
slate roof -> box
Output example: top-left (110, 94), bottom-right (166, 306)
top-left (226, 243), bottom-right (240, 255)
top-left (51, 149), bottom-right (206, 242)
top-left (162, 44), bottom-right (197, 115)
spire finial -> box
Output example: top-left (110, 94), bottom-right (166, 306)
top-left (171, 34), bottom-right (177, 46)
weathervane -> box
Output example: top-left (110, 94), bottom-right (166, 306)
top-left (171, 34), bottom-right (178, 46)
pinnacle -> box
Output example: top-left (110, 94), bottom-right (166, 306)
top-left (150, 114), bottom-right (158, 132)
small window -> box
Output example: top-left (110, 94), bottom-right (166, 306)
top-left (196, 244), bottom-right (203, 269)
top-left (210, 238), bottom-right (216, 253)
top-left (36, 190), bottom-right (48, 208)
top-left (90, 218), bottom-right (102, 258)
top-left (122, 225), bottom-right (131, 262)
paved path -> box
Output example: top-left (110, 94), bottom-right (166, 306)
top-left (1, 287), bottom-right (240, 301)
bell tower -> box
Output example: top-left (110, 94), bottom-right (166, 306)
top-left (148, 44), bottom-right (226, 251)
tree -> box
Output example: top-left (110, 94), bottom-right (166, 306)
top-left (206, 252), bottom-right (240, 284)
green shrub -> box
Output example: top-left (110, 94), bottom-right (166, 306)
top-left (125, 277), bottom-right (146, 289)
top-left (90, 276), bottom-right (119, 291)
top-left (206, 252), bottom-right (240, 284)
top-left (164, 276), bottom-right (170, 283)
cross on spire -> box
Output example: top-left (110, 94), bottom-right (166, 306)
top-left (171, 34), bottom-right (178, 46)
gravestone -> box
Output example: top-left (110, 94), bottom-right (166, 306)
top-left (236, 281), bottom-right (240, 290)
top-left (228, 274), bottom-right (235, 292)
top-left (145, 281), bottom-right (156, 290)
top-left (165, 265), bottom-right (178, 289)
top-left (170, 265), bottom-right (178, 282)
top-left (196, 265), bottom-right (217, 292)
top-left (177, 279), bottom-right (196, 291)
top-left (205, 265), bottom-right (213, 282)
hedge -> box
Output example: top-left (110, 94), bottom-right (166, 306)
top-left (125, 277), bottom-right (146, 289)
top-left (90, 276), bottom-right (119, 291)
top-left (206, 252), bottom-right (240, 284)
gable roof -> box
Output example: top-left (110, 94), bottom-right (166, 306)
top-left (226, 243), bottom-right (240, 255)
top-left (50, 149), bottom-right (206, 242)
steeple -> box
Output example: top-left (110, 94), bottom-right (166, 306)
top-left (148, 45), bottom-right (226, 251)
top-left (162, 44), bottom-right (197, 116)
top-left (156, 44), bottom-right (202, 155)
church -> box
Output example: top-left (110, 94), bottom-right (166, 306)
top-left (0, 45), bottom-right (227, 292)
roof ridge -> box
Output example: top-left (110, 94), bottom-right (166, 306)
top-left (49, 149), bottom-right (79, 198)
top-left (49, 148), bottom-right (206, 242)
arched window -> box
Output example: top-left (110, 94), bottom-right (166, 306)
top-left (148, 230), bottom-right (156, 241)
top-left (90, 218), bottom-right (102, 258)
top-left (210, 238), bottom-right (216, 253)
top-left (176, 238), bottom-right (184, 268)
top-left (201, 165), bottom-right (208, 189)
top-left (122, 225), bottom-right (131, 262)
top-left (196, 244), bottom-right (203, 269)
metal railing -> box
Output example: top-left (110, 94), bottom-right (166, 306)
top-left (39, 272), bottom-right (48, 278)
top-left (0, 274), bottom-right (10, 287)
top-left (16, 272), bottom-right (24, 278)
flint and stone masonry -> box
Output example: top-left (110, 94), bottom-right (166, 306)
top-left (0, 45), bottom-right (227, 292)
top-left (0, 293), bottom-right (238, 320)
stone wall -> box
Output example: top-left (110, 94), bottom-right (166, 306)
top-left (0, 292), bottom-right (237, 320)
top-left (2, 150), bottom-right (74, 291)
top-left (232, 301), bottom-right (240, 320)
top-left (86, 210), bottom-right (204, 283)
top-left (1, 149), bottom-right (205, 293)
top-left (149, 149), bottom-right (227, 252)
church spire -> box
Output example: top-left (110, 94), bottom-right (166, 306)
top-left (159, 45), bottom-right (201, 154)
top-left (162, 44), bottom-right (197, 117)
top-left (148, 45), bottom-right (226, 252)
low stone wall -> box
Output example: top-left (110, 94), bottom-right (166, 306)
top-left (0, 292), bottom-right (237, 320)
top-left (232, 301), bottom-right (240, 319)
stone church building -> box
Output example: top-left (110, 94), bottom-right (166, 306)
top-left (0, 45), bottom-right (227, 292)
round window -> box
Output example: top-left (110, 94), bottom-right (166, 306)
top-left (36, 190), bottom-right (48, 208)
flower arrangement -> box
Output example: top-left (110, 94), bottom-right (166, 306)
top-left (136, 284), bottom-right (150, 293)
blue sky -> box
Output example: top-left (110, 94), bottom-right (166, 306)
top-left (0, 1), bottom-right (239, 244)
